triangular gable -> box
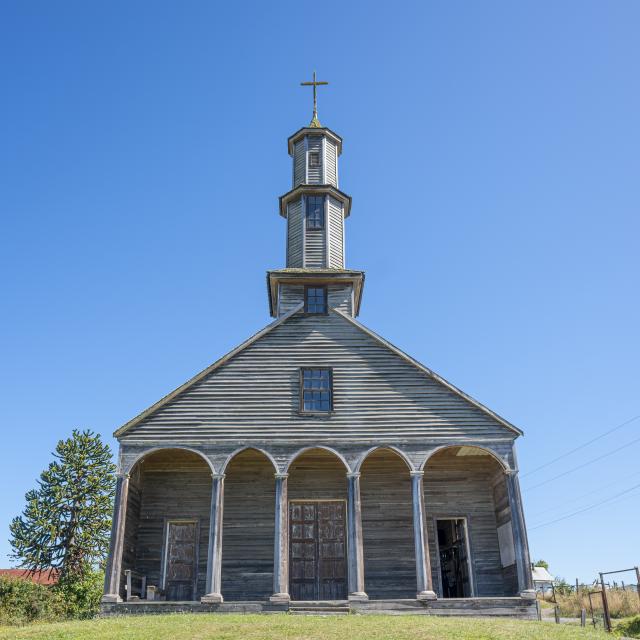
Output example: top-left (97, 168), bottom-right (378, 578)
top-left (115, 303), bottom-right (522, 438)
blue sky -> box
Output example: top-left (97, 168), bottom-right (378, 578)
top-left (1, 1), bottom-right (638, 583)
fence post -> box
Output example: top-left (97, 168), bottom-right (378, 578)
top-left (581, 608), bottom-right (586, 627)
top-left (576, 578), bottom-right (579, 594)
top-left (554, 605), bottom-right (560, 624)
top-left (635, 567), bottom-right (640, 600)
top-left (600, 572), bottom-right (612, 633)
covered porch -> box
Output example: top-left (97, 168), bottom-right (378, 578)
top-left (102, 444), bottom-right (535, 616)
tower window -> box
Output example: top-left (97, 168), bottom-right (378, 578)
top-left (305, 286), bottom-right (327, 314)
top-left (300, 368), bottom-right (332, 413)
top-left (308, 151), bottom-right (320, 167)
top-left (306, 196), bottom-right (325, 230)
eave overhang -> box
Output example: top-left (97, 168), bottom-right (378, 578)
top-left (288, 127), bottom-right (343, 155)
top-left (267, 268), bottom-right (365, 318)
top-left (279, 184), bottom-right (352, 218)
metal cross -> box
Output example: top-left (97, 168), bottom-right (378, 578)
top-left (301, 71), bottom-right (328, 126)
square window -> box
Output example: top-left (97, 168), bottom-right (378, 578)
top-left (306, 196), bottom-right (324, 230)
top-left (304, 286), bottom-right (327, 314)
top-left (308, 151), bottom-right (320, 167)
top-left (300, 368), bottom-right (332, 413)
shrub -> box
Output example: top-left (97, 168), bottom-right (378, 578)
top-left (615, 615), bottom-right (640, 638)
top-left (0, 570), bottom-right (104, 625)
top-left (0, 575), bottom-right (66, 625)
top-left (54, 569), bottom-right (104, 619)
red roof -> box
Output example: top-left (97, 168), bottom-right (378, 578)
top-left (0, 569), bottom-right (58, 585)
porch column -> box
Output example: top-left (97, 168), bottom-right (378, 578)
top-left (346, 472), bottom-right (368, 601)
top-left (202, 473), bottom-right (225, 603)
top-left (411, 470), bottom-right (437, 600)
top-left (102, 473), bottom-right (130, 602)
top-left (506, 470), bottom-right (535, 598)
top-left (270, 473), bottom-right (290, 604)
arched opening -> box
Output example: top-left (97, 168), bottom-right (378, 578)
top-left (424, 446), bottom-right (516, 598)
top-left (121, 448), bottom-right (212, 601)
top-left (221, 448), bottom-right (276, 601)
top-left (360, 448), bottom-right (416, 599)
top-left (287, 448), bottom-right (348, 601)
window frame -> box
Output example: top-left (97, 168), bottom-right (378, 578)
top-left (304, 285), bottom-right (328, 315)
top-left (305, 195), bottom-right (325, 230)
top-left (308, 150), bottom-right (321, 168)
top-left (299, 367), bottom-right (333, 414)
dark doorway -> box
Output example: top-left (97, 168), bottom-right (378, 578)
top-left (436, 518), bottom-right (472, 598)
top-left (289, 501), bottom-right (346, 600)
top-left (164, 521), bottom-right (198, 600)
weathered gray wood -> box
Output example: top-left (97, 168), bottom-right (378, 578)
top-left (202, 473), bottom-right (224, 602)
top-left (411, 471), bottom-right (436, 600)
top-left (361, 450), bottom-right (416, 599)
top-left (346, 472), bottom-right (367, 600)
top-left (506, 471), bottom-right (534, 594)
top-left (102, 474), bottom-right (129, 602)
top-left (270, 473), bottom-right (289, 603)
top-left (286, 200), bottom-right (303, 268)
top-left (220, 450), bottom-right (275, 601)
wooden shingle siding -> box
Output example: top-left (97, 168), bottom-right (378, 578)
top-left (128, 450), bottom-right (212, 599)
top-left (304, 227), bottom-right (325, 267)
top-left (286, 199), bottom-right (303, 268)
top-left (306, 136), bottom-right (322, 184)
top-left (328, 197), bottom-right (344, 268)
top-left (120, 311), bottom-right (517, 443)
top-left (325, 139), bottom-right (338, 187)
top-left (221, 450), bottom-right (275, 601)
top-left (293, 139), bottom-right (305, 186)
top-left (424, 449), bottom-right (510, 597)
top-left (361, 450), bottom-right (416, 599)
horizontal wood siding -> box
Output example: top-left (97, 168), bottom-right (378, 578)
top-left (293, 139), bottom-right (305, 186)
top-left (327, 284), bottom-right (352, 316)
top-left (121, 311), bottom-right (515, 443)
top-left (424, 449), bottom-right (508, 597)
top-left (288, 449), bottom-right (347, 501)
top-left (325, 139), bottom-right (338, 187)
top-left (278, 284), bottom-right (304, 316)
top-left (492, 472), bottom-right (519, 595)
top-left (328, 197), bottom-right (344, 268)
top-left (132, 450), bottom-right (211, 599)
top-left (304, 227), bottom-right (325, 268)
top-left (286, 199), bottom-right (303, 268)
top-left (361, 450), bottom-right (416, 598)
top-left (221, 450), bottom-right (275, 600)
top-left (306, 136), bottom-right (322, 184)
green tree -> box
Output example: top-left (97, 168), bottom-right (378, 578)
top-left (9, 429), bottom-right (116, 581)
top-left (534, 559), bottom-right (549, 570)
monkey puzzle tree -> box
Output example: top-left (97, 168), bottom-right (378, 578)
top-left (9, 429), bottom-right (117, 581)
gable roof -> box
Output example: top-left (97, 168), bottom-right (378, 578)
top-left (114, 305), bottom-right (523, 438)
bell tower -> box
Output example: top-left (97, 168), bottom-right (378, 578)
top-left (267, 74), bottom-right (364, 318)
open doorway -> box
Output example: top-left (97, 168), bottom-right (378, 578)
top-left (436, 518), bottom-right (472, 597)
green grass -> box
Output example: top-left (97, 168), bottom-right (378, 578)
top-left (0, 613), bottom-right (612, 640)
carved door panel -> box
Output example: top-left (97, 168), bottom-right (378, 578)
top-left (289, 502), bottom-right (346, 601)
top-left (165, 521), bottom-right (197, 601)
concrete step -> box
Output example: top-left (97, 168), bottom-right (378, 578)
top-left (289, 601), bottom-right (350, 615)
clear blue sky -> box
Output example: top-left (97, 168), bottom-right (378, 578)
top-left (1, 1), bottom-right (638, 584)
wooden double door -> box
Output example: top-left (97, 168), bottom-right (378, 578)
top-left (289, 501), bottom-right (347, 600)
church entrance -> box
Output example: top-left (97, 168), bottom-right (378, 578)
top-left (436, 518), bottom-right (472, 597)
top-left (163, 520), bottom-right (198, 601)
top-left (289, 501), bottom-right (347, 600)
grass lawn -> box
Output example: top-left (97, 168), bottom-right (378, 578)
top-left (0, 614), bottom-right (612, 640)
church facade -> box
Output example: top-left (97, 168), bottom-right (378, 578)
top-left (102, 91), bottom-right (536, 617)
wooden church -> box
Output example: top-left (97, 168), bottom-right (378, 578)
top-left (102, 77), bottom-right (537, 617)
